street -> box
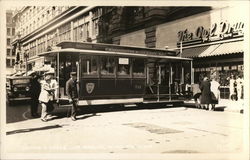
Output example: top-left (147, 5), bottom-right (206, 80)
top-left (4, 101), bottom-right (245, 157)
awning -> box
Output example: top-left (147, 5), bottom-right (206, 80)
top-left (204, 40), bottom-right (244, 57)
top-left (182, 40), bottom-right (244, 58)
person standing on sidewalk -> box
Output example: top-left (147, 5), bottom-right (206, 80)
top-left (210, 77), bottom-right (220, 110)
top-left (30, 73), bottom-right (41, 118)
top-left (229, 74), bottom-right (236, 100)
top-left (39, 71), bottom-right (57, 122)
top-left (191, 83), bottom-right (201, 108)
top-left (66, 72), bottom-right (79, 121)
top-left (200, 77), bottom-right (212, 110)
top-left (236, 75), bottom-right (243, 101)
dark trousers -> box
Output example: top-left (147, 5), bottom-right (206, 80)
top-left (71, 100), bottom-right (78, 117)
top-left (30, 99), bottom-right (39, 116)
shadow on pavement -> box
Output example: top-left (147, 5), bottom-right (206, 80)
top-left (6, 124), bottom-right (63, 135)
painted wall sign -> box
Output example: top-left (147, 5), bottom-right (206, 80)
top-left (178, 21), bottom-right (244, 42)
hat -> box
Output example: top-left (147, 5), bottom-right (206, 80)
top-left (44, 71), bottom-right (54, 76)
top-left (70, 72), bottom-right (77, 76)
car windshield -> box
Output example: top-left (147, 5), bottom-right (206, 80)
top-left (12, 79), bottom-right (30, 84)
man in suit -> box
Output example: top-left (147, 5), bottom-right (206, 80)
top-left (66, 72), bottom-right (79, 121)
top-left (39, 71), bottom-right (57, 122)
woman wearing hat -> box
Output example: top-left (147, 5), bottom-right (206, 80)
top-left (38, 71), bottom-right (58, 122)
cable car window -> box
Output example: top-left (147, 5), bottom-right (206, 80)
top-left (100, 56), bottom-right (115, 75)
top-left (132, 58), bottom-right (145, 77)
top-left (81, 55), bottom-right (98, 75)
top-left (118, 58), bottom-right (130, 76)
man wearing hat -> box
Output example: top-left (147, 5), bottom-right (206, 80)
top-left (39, 71), bottom-right (58, 122)
top-left (66, 72), bottom-right (79, 121)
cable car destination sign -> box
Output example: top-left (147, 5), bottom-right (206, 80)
top-left (177, 21), bottom-right (244, 43)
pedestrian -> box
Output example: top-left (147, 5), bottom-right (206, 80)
top-left (229, 74), bottom-right (236, 100)
top-left (210, 77), bottom-right (220, 110)
top-left (38, 71), bottom-right (57, 122)
top-left (30, 73), bottom-right (41, 118)
top-left (236, 75), bottom-right (243, 100)
top-left (200, 77), bottom-right (212, 110)
top-left (191, 83), bottom-right (201, 108)
top-left (66, 72), bottom-right (79, 121)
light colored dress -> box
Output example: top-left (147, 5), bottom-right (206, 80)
top-left (210, 80), bottom-right (220, 100)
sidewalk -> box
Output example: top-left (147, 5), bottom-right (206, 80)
top-left (184, 98), bottom-right (244, 113)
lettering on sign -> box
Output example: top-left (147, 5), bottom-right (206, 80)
top-left (177, 21), bottom-right (244, 42)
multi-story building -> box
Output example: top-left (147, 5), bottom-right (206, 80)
top-left (6, 10), bottom-right (16, 74)
top-left (12, 6), bottom-right (97, 71)
top-left (12, 6), bottom-right (210, 71)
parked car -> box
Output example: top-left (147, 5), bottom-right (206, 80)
top-left (7, 76), bottom-right (32, 105)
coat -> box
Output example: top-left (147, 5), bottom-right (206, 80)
top-left (200, 80), bottom-right (212, 104)
top-left (66, 78), bottom-right (79, 99)
top-left (30, 77), bottom-right (41, 99)
top-left (39, 79), bottom-right (57, 103)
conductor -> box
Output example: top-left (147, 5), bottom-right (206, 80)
top-left (66, 72), bottom-right (79, 121)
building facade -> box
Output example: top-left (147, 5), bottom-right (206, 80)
top-left (11, 6), bottom-right (210, 72)
top-left (111, 6), bottom-right (245, 99)
top-left (11, 6), bottom-right (245, 98)
top-left (6, 10), bottom-right (16, 74)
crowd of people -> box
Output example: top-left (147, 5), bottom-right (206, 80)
top-left (30, 71), bottom-right (79, 122)
top-left (191, 74), bottom-right (244, 111)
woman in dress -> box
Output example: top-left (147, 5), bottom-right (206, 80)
top-left (200, 77), bottom-right (212, 110)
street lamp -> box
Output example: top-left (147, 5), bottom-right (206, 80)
top-left (24, 51), bottom-right (29, 76)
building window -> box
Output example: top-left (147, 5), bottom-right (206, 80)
top-left (92, 19), bottom-right (98, 36)
top-left (12, 48), bottom-right (15, 56)
top-left (7, 49), bottom-right (11, 56)
top-left (7, 38), bottom-right (11, 45)
top-left (6, 59), bottom-right (11, 67)
top-left (7, 28), bottom-right (11, 36)
top-left (59, 23), bottom-right (71, 42)
top-left (6, 15), bottom-right (11, 24)
top-left (11, 59), bottom-right (15, 66)
top-left (12, 28), bottom-right (15, 36)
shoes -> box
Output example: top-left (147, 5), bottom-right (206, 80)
top-left (71, 116), bottom-right (77, 121)
top-left (41, 118), bottom-right (48, 122)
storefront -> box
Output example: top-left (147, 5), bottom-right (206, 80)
top-left (178, 22), bottom-right (244, 99)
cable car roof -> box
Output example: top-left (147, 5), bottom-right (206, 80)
top-left (38, 48), bottom-right (192, 61)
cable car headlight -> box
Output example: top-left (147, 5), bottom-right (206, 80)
top-left (25, 86), bottom-right (30, 91)
top-left (13, 87), bottom-right (18, 92)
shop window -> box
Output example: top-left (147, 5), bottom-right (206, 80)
top-left (132, 58), bottom-right (145, 77)
top-left (100, 56), bottom-right (115, 76)
top-left (81, 56), bottom-right (98, 75)
top-left (117, 58), bottom-right (130, 76)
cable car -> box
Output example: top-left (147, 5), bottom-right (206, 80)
top-left (38, 41), bottom-right (193, 107)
